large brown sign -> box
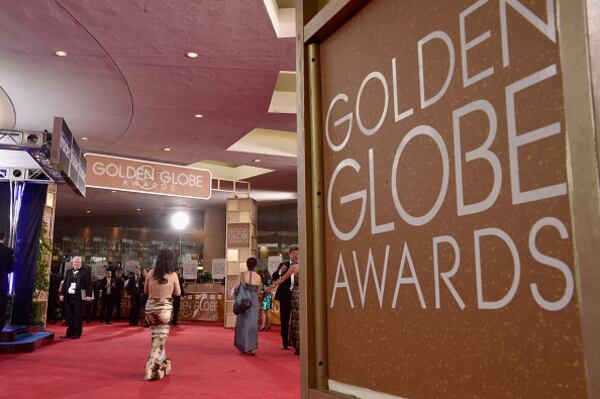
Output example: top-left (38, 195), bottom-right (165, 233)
top-left (85, 153), bottom-right (211, 199)
top-left (321, 0), bottom-right (585, 397)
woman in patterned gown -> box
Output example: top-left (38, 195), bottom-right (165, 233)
top-left (143, 249), bottom-right (181, 381)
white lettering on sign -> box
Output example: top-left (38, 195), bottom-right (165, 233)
top-left (86, 154), bottom-right (212, 199)
top-left (325, 0), bottom-right (573, 312)
top-left (183, 260), bottom-right (198, 280)
top-left (60, 131), bottom-right (72, 159)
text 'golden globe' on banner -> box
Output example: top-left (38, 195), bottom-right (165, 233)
top-left (84, 153), bottom-right (212, 199)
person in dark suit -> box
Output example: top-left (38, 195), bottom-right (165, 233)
top-left (83, 276), bottom-right (97, 324)
top-left (91, 276), bottom-right (101, 321)
top-left (127, 266), bottom-right (143, 326)
top-left (171, 267), bottom-right (185, 326)
top-left (140, 267), bottom-right (150, 327)
top-left (272, 245), bottom-right (299, 349)
top-left (0, 232), bottom-right (15, 331)
top-left (59, 256), bottom-right (93, 339)
top-left (99, 270), bottom-right (116, 324)
top-left (113, 269), bottom-right (124, 321)
top-left (47, 264), bottom-right (62, 324)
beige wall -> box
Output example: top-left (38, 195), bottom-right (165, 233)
top-left (203, 207), bottom-right (226, 274)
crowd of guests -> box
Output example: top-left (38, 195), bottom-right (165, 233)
top-left (47, 245), bottom-right (300, 381)
top-left (47, 262), bottom-right (185, 330)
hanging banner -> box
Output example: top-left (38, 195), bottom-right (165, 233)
top-left (183, 259), bottom-right (199, 280)
top-left (267, 255), bottom-right (282, 275)
top-left (123, 260), bottom-right (139, 275)
top-left (211, 258), bottom-right (226, 279)
top-left (51, 117), bottom-right (87, 197)
top-left (92, 261), bottom-right (108, 279)
top-left (317, 0), bottom-right (585, 397)
top-left (85, 153), bottom-right (211, 200)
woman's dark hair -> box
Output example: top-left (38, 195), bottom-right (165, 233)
top-left (246, 257), bottom-right (258, 271)
top-left (154, 249), bottom-right (175, 284)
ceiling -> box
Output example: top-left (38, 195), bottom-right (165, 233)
top-left (0, 0), bottom-right (298, 215)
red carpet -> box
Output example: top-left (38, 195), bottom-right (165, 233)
top-left (0, 322), bottom-right (299, 399)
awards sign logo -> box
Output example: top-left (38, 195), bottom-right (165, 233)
top-left (85, 153), bottom-right (212, 200)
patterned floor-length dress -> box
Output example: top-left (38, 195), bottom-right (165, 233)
top-left (289, 273), bottom-right (300, 353)
top-left (144, 297), bottom-right (173, 380)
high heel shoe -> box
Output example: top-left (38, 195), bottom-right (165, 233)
top-left (265, 325), bottom-right (271, 331)
top-left (260, 326), bottom-right (266, 331)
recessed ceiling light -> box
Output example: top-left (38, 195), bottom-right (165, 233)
top-left (111, 190), bottom-right (116, 193)
top-left (185, 51), bottom-right (199, 59)
top-left (253, 158), bottom-right (261, 163)
top-left (194, 113), bottom-right (203, 118)
top-left (81, 137), bottom-right (88, 141)
top-left (136, 208), bottom-right (142, 211)
top-left (85, 210), bottom-right (91, 213)
top-left (55, 50), bottom-right (67, 57)
top-left (163, 147), bottom-right (171, 152)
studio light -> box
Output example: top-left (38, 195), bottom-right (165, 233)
top-left (171, 211), bottom-right (190, 231)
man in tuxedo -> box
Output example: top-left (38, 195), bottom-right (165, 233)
top-left (272, 245), bottom-right (299, 349)
top-left (127, 266), bottom-right (143, 326)
top-left (0, 232), bottom-right (15, 331)
top-left (59, 256), bottom-right (93, 339)
top-left (113, 269), bottom-right (124, 321)
top-left (99, 270), bottom-right (115, 324)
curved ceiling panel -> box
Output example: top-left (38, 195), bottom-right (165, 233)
top-left (0, 1), bottom-right (131, 148)
top-left (0, 86), bottom-right (16, 128)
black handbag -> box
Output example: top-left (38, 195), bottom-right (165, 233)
top-left (233, 271), bottom-right (252, 315)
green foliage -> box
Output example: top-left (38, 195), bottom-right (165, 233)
top-left (30, 300), bottom-right (45, 325)
top-left (196, 272), bottom-right (214, 284)
top-left (33, 221), bottom-right (51, 298)
top-left (31, 221), bottom-right (52, 324)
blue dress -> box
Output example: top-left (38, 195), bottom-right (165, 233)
top-left (234, 273), bottom-right (259, 353)
top-left (260, 278), bottom-right (273, 311)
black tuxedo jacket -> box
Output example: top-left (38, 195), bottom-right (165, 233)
top-left (127, 274), bottom-right (143, 297)
top-left (61, 266), bottom-right (93, 301)
top-left (100, 277), bottom-right (116, 296)
top-left (114, 277), bottom-right (124, 296)
top-left (273, 261), bottom-right (292, 303)
top-left (0, 243), bottom-right (15, 293)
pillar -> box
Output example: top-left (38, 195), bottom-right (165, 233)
top-left (224, 197), bottom-right (257, 328)
top-left (203, 207), bottom-right (226, 275)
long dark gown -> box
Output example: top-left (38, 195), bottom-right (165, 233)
top-left (234, 281), bottom-right (259, 353)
